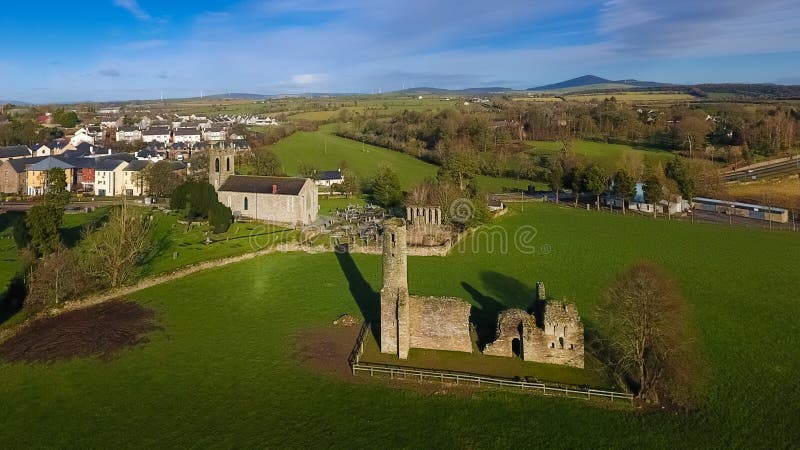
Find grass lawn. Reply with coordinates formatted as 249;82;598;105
1;203;798;446
529;139;678;171
142;210;298;276
0;212;24;294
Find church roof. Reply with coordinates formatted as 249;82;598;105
219;175;308;195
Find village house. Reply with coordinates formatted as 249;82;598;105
122;160;150;196
314;169;345;187
142;127;171;144
0;156;43;194
93;158;127;196
0;145;31;162
31;144;52;157
25;157;76;196
115;126;142;142
202;127;226;142
70;128;96;147
173;127;201;144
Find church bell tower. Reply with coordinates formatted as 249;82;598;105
209;148;235;190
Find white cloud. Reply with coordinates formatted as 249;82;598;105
113;0;150;21
289;73;328;86
598;0;800;57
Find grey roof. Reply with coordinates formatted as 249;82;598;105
205;127;224;133
118;126;139;132
124;160;150;172
26;156;76;171
142;128;170;136
219;175;308;195
318;170;343;181
6;156;47;172
95;158;127;171
0;145;31;159
174;128;200;136
100;153;136;163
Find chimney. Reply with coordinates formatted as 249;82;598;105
272;184;277;194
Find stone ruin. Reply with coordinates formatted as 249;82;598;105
406;206;442;226
483;294;585;368
379;219;584;368
404;205;452;247
380;218;473;359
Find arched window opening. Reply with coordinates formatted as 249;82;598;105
244;197;249;210
214;158;220;173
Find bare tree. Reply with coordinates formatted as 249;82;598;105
79;206;152;289
596;261;706;407
26;246;90;311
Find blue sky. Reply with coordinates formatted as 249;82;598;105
1;0;799;103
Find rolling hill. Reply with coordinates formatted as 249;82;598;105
527;75;669;92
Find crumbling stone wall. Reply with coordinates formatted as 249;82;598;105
483;309;535;358
537;300;585;368
408;296;472;353
406;206;442;226
484;283;585;368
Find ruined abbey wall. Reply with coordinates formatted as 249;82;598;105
408;296;473;353
483;293;584;368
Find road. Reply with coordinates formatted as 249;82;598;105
724;157;800;182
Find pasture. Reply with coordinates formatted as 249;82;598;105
272;126;540;192
529;139;677;171
563;91;696;103
1;203;798;447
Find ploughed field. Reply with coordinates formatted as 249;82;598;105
1;203;798;447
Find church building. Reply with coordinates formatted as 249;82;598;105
209;148;319;226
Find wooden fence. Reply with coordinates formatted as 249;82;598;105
348;322;633;404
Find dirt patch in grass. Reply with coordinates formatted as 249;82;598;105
294;323;363;380
0;300;160;364
293;323;491;397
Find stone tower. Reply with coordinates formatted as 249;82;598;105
209;147;235;190
380;218;410;359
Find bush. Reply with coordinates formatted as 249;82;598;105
208;202;233;234
172;180;231;233
171;181;217;219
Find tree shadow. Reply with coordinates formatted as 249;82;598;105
334;245;379;338
0;211;24;234
461;282;505;350
60;209;110;248
0;273;27;325
480;271;536;307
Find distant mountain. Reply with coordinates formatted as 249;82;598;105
527;75;669;92
0;100;29;106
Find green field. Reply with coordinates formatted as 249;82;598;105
272;126;542;192
529;139;678;171
1;203;798;447
0;212;23;295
